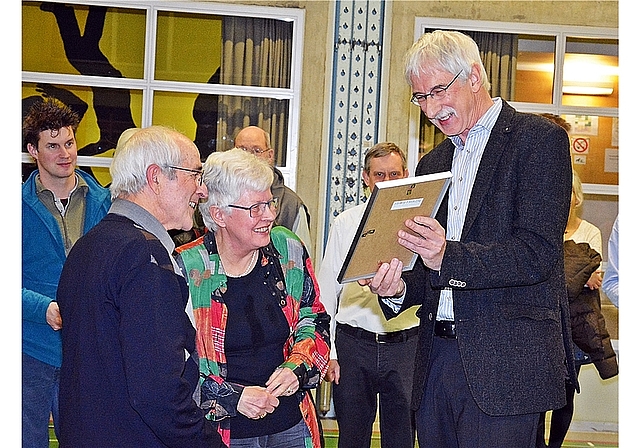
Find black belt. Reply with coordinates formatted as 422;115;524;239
434;320;457;339
337;323;419;343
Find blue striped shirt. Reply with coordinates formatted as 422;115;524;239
436;98;502;321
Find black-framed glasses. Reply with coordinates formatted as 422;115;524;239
227;197;279;218
168;165;204;186
410;70;463;106
238;146;271;155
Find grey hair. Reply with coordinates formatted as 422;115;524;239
109;126;193;200
199;148;274;232
403;30;490;91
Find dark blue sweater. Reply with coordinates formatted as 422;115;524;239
57;214;220;447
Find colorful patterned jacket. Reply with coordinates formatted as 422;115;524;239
176;226;330;447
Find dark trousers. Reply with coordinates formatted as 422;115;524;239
333;325;417;448
536;364;582;448
416;337;539;448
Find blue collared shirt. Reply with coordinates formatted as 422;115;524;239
436;98;503;321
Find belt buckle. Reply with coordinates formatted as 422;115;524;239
375;333;383;343
436;320;456;339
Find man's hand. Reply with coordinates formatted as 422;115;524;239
46;302;62;331
399;216;446;271
360;258;405;297
325;359;340;384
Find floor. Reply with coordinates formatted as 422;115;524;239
47;417;617;447
320;416;619;448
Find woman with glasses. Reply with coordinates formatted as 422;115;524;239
176;148;330;448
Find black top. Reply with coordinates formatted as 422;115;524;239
224;260;301;438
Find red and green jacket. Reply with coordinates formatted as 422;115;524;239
176;226;330;447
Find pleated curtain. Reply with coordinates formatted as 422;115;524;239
217;17;292;165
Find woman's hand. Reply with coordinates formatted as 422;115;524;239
265;366;300;397
586;271;602;290
237;386;279;419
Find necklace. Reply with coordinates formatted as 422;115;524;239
224;250;259;278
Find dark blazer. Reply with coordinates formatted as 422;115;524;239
383;100;576;416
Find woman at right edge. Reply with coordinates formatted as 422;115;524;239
537;169;618;447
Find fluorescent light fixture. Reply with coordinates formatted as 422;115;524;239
562;82;614;96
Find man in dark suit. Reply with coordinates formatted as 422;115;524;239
366;30;576;447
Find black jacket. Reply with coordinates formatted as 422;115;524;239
58;214;221;447
564;240;618;380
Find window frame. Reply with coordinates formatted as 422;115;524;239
21;0;305;189
408;17;618;195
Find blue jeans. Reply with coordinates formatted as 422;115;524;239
230;418;309;447
22;353;60;448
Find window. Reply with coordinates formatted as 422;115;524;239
22;1;304;187
409;18;618;195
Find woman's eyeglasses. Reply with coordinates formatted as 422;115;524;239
227;198;279;217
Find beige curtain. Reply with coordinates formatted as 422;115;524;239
467;31;518;100
217;17;292;165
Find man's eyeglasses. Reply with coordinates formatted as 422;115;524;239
410;70;463;106
168;165;204;186
238;146;271;155
227;198;279;218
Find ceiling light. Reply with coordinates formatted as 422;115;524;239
562;82;614;96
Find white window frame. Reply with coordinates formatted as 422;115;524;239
22;0;305;189
408;17;618;196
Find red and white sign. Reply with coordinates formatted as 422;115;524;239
571;137;589;154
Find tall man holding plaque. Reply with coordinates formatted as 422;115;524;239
317;143;418;448
366;30;575;447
